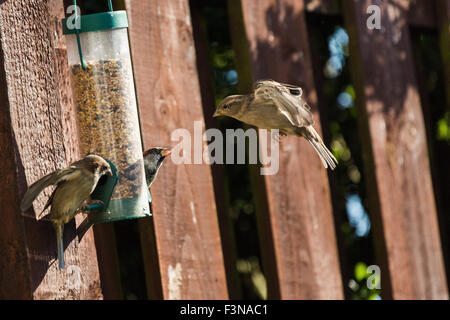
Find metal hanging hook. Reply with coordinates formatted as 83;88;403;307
71;0;114;70
107;0;113;11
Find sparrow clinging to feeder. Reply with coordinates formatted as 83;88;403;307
143;148;171;187
213;79;337;170
21;154;112;270
76;148;170;242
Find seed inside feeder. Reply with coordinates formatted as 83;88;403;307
71;58;146;201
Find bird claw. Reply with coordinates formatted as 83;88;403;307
89;199;104;206
81;199;104;212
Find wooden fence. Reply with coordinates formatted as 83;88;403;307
0;0;448;299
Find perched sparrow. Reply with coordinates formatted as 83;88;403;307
76;148;170;242
21;155;112;269
214;80;337;169
143;148;171;187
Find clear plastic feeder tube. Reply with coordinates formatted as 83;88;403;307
64;12;149;222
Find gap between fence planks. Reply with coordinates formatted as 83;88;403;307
125;0;228;299
438;0;450;109
343;0;448;299
0;0;102;299
228;0;344;299
305;0;438;29
436;0;450;291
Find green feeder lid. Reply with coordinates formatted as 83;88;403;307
62;10;128;35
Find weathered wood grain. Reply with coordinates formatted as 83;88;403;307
190;0;243;299
229;0;344;299
0;0;102;299
125;0;228;299
344;0;448;299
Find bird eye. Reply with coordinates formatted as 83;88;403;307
289;89;301;96
101;165;107;171
223;104;230;109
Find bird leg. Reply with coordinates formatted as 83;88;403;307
80;199;104;213
87;199;104;206
53;221;65;270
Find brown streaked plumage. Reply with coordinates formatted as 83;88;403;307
214;80;337;170
76;148;172;242
21;154;112;269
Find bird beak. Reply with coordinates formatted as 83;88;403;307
213;109;220;117
106;169;113;176
161;149;172;157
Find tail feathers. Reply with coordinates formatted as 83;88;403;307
54;222;65;270
301;126;338;170
308;138;337;170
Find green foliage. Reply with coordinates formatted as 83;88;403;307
349;262;381;300
236;257;268;300
437;112;450;142
354;262;367;281
307;14;377;299
202;3;265;300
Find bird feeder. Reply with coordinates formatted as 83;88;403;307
62;0;150;227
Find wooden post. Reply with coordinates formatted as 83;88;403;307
343;0;448;299
92;224;123;299
190;1;243;299
125;0;228;299
0;0;102;299
228;0;344;299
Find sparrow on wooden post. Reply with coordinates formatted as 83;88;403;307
213;80;337;170
21;155;112;270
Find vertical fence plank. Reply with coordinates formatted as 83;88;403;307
344;0;448;299
190;1;243;299
0;41;31;299
0;0;102;299
229;0;344;299
125;0;228;299
92;224;123;299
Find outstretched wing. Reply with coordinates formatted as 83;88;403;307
20;166;81;211
254;80;314;127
